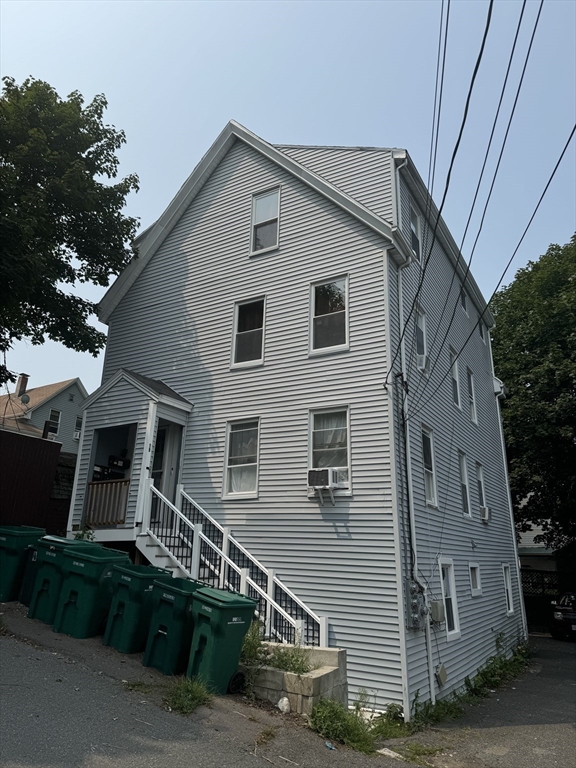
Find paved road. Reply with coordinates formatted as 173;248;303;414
1;599;575;768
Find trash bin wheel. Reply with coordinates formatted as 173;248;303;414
227;671;246;694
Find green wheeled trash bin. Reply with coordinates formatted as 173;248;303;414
186;588;257;694
18;544;41;606
103;564;173;654
0;526;46;601
143;577;204;675
28;536;101;625
52;547;131;638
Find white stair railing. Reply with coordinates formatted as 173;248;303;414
145;482;328;646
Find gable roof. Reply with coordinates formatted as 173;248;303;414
98;121;413;324
0;378;88;421
82;368;193;412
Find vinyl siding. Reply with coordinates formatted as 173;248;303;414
276;146;395;223
396;173;522;704
71;378;151;529
103;140;404;708
29;382;85;454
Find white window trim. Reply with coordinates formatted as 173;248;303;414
410;204;422;261
230;296;266;369
439;557;461;640
309;275;349;357
478;318;486;343
502;564;514;615
222;417;261;500
416;307;429;373
421;425;437;507
308;406;352;496
469;563;482;597
476;462;486;511
467;368;478;424
450;347;461;408
250;186;281;256
460;288;469;316
48;408;61;435
459;451;471;517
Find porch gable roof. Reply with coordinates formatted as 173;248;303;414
83;369;193;413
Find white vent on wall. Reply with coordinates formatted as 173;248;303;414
73;430;81;440
480;506;491;522
308;468;339;489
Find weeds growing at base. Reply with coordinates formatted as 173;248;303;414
310;638;531;754
163;677;212;714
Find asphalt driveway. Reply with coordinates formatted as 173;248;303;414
1;600;575;768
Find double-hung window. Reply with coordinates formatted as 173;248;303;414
48;408;61;435
225;419;260;497
233;299;265;365
421;426;436;505
450;348;460;407
416;308;428;370
476;463;486;511
459;451;471;516
467;368;477;423
503;564;514;614
440;558;460;639
251;188;280;253
469;563;482;597
460;288;468;314
311;277;347;352
410;206;421;260
311;409;349;488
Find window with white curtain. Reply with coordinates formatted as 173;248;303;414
225;420;260;496
311;409;349;487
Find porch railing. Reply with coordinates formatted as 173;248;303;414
146;483;328;647
85;479;130;527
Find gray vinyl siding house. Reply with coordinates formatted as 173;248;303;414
67;121;525;714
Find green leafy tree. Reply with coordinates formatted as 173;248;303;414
0;76;139;384
491;236;576;549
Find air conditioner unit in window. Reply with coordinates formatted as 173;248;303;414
417;354;429;372
73;430;81;440
308;468;339;489
480;506;491;522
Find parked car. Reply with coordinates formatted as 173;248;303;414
549;593;576;640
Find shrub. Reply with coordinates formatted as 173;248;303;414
163;677;212;714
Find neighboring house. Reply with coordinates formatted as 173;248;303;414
67;121;525;714
0;375;88;454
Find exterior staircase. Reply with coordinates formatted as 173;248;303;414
136;483;328;647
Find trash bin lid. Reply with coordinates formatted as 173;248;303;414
0;526;46;537
152;577;204;596
61;546;129;562
113;564;172;580
194;587;257;609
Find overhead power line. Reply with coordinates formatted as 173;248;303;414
405;121;576;423
384;0;495;387
409;0;543;413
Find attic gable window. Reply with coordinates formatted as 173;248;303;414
48;408;61;435
251;188;280;253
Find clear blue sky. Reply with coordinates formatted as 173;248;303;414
2;0;575;393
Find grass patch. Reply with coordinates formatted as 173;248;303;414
240;621;312;695
256;726;277;746
371;702;412;740
398;743;443;766
268;643;311;675
309;698;376;754
163;677;212;715
123;680;154;694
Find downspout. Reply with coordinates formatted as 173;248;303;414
394;154;436;706
397;266;436;707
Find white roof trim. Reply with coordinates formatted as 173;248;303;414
82;370;192;412
99;121;410;324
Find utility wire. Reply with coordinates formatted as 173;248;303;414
410;0;540;413
384;0;495;387
405;121;576;422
